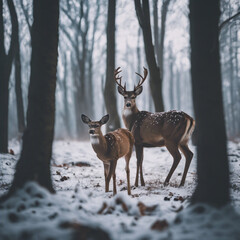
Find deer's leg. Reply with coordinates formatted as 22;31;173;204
164;143;182;186
139;152;145;186
103;163;110;192
135;144;144;187
112;161;118;195
105;160;117;194
125;152;132;195
179;144;193;187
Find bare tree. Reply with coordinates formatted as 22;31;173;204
87;1;100;118
189;0;230;206
104;0;121;132
0;0;17;153
153;0;171;80
60;0;95;138
5;0;59;196
14;1;25;135
134;0;164;112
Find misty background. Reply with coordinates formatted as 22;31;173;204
5;0;240;140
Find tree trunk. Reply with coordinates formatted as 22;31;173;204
153;0;160;65
0;0;17;153
104;0;121;132
159;0;171;80
62;53;71;137
137;28;141;74
87;1;100;119
226;24;235;137
176;69;181;110
134;0;164;112
7;0;59;194
14;11;25;135
190;0;230;207
169;47;174;109
0;0;8;153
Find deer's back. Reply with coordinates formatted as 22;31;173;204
132;110;194;146
105;129;134;159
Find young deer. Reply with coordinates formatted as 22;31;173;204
81;114;134;195
114;67;195;187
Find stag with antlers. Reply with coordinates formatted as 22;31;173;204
115;67;195;187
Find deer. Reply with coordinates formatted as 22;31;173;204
81;114;134;195
114;67;195;187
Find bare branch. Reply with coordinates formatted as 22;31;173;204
19;0;31;33
219;11;240;31
59;25;76;49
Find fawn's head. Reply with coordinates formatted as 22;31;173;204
115;67;148;109
81;114;109;135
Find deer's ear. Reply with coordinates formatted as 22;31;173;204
81;114;91;124
134;86;143;96
100;114;109;125
118;86;125;96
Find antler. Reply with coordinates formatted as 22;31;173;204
134;67;148;90
114;67;126;90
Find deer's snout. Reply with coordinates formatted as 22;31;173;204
126;102;131;107
89;129;95;134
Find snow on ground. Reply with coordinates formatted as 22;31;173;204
0;140;240;239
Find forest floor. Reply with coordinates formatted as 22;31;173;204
0;140;240;239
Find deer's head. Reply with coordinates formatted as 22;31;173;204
81;114;109;135
115;67;148;109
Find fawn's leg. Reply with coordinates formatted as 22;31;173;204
106;160;117;194
125;151;132;195
112;160;118;195
103;163;110;192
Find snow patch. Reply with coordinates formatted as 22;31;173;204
1;140;240;239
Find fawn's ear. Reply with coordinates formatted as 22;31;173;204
81;114;91;124
118;86;125;96
100;114;109;125
134;86;143;96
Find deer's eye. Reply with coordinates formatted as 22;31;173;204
124;97;127;99
131;96;135;99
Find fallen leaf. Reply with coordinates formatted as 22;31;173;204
138;202;157;216
60;176;69;181
151;219;168;231
115;197;128;212
98;202;108;214
164;197;171;201
9;149;14;155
